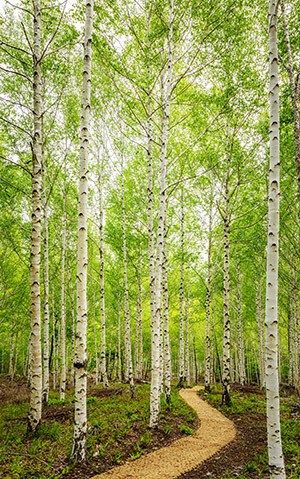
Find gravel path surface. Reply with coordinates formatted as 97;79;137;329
91;386;236;479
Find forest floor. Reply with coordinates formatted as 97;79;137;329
91;386;236;479
1;377;300;478
0;375;198;479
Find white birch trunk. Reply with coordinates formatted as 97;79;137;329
118;297;122;381
237;267;246;385
149;0;174;427
27;0;43;433
185;268;190;387
71;0;93;462
265;2;286;476
121;157;134;398
60;178;67;400
178;195;185;387
163;218;171;402
98;169;108;387
222;175;231;405
42;148;49;404
93;291;99;385
69;270;75;387
52;286;57;391
9;316;15;378
256;274;265;389
205;204;212;391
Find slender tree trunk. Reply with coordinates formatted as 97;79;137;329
178;194;185;387
60;177;67;400
118;297;122;381
149;0;174;427
52;286;57;391
265;2;286;476
92;291;99;385
185;268;190;387
71;0;93;462
9;316;15;378
222;175;231;405
256;273;265;389
205;202;212;392
98;169;108;387
193;337;198;384
42;140;50;403
138;261;143;379
237;267;246;385
27;0;43;433
121;157;134;398
163;218;171;402
13;328;20;378
69;270;75;387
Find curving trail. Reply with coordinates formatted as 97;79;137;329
91;386;236;479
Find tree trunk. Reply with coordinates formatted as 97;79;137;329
163;218;171;402
42;139;50;404
98;169;108;388
118;297;122;381
265;2;286;476
185;268;190;387
222;176;231;405
60;177;67;400
9;316;15;378
27;0;43;434
149;0;173;427
71;0;94;462
237;266;246;385
93;291;99;385
178;194;185;388
256;273;265;389
205;201;212;392
69;270;75;387
121;157;134;398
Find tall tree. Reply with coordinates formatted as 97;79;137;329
71;0;94;462
265;0;286;476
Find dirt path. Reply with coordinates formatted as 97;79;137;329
91;386;236;479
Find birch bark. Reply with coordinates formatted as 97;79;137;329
27;0;43;433
118;297;122;381
185;268;190;387
237;267;246;385
205;203;212;392
121;156;134;398
265;2;286;476
98;169;108;387
93;291;99;385
71;0;93;462
178;195;185;387
149;0;174;428
52;286;57;391
60;177;67;400
42;143;49;404
162;218;171;402
222;173;231;405
256;273;265;389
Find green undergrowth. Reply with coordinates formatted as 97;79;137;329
0;380;197;479
202;385;300;478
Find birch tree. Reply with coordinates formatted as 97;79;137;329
27;0;43;434
71;0;94;462
265;1;286;476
